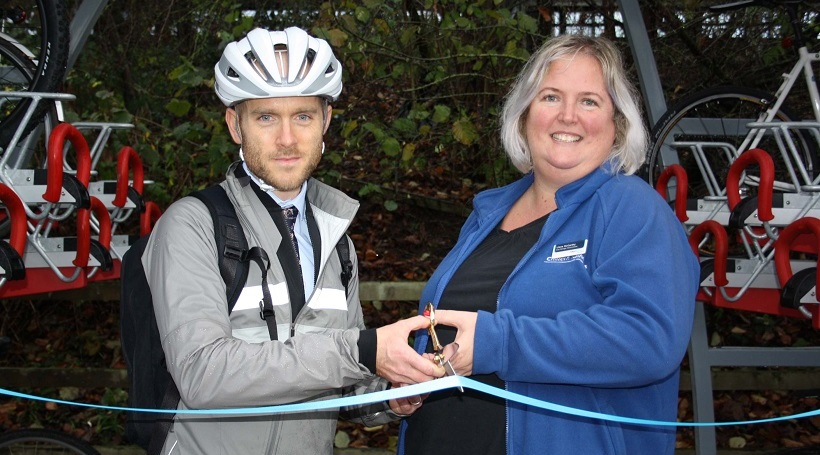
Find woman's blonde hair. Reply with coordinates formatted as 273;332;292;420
499;34;647;175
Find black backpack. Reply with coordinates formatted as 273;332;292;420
119;185;353;454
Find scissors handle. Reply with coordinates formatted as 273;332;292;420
424;303;464;392
424;303;443;351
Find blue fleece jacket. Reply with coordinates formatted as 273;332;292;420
399;167;699;455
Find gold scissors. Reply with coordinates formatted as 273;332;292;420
424;302;463;392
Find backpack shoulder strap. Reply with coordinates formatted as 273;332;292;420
191;185;275;339
190;186;248;313
335;234;353;298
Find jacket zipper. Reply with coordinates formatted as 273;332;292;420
496;212;551;455
497;290;510;455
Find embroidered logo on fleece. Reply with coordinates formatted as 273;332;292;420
545;239;587;267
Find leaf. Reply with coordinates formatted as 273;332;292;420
408;108;429;121
334;430;350;448
382;138;401;157
402;143;416;162
400;27;417;47
354;6;371;23
94;89;113;100
516;12;538;33
341;119;359;139
166;99;191;117
363;122;385;141
452;118;479;145
455;17;471;28
0;402;17;414
809;415;820;429
325;151;343;165
358;183;383;197
58;387;80;401
384;199;398;211
325;28;349;48
374;18;390;34
432;105;451;124
111;108;134;124
392;118;417;137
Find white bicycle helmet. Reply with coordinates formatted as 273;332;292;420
214;27;343;106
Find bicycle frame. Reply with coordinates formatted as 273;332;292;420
664;44;820;198
743;45;820;153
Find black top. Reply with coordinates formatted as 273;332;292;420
404;214;548;455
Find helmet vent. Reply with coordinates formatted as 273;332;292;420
292;48;314;82
245;51;271;82
273;44;288;80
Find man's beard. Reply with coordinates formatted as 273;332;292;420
244;143;321;192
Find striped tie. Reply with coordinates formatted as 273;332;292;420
283;206;300;263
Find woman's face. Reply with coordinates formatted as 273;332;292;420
524;53;616;189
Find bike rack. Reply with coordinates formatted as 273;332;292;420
0;91;73;168
72;122;135;169
0;183;27;287
0;103;154;296
657;141;820;454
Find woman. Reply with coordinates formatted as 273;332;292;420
398;34;699;455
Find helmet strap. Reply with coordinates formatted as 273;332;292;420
241;156;278;193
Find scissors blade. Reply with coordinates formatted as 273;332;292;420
439;356;464;393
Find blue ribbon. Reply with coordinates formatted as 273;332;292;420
2;375;818;427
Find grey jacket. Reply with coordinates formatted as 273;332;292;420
143;162;391;454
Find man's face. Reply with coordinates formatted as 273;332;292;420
227;96;331;200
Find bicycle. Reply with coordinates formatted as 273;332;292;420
0;0;69;151
644;0;820;200
0;428;102;455
0;338;102;455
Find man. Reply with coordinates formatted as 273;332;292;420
143;27;443;454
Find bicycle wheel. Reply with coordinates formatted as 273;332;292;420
0;0;69;149
0;36;60;161
0;428;101;455
645;86;819;199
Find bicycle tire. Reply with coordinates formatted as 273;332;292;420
0;0;69;149
645;86;819;199
0;36;60;150
0;428;101;455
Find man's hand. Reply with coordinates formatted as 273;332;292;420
426;310;476;376
376;315;445;384
388;384;428;416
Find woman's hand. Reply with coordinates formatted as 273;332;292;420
431;310;477;376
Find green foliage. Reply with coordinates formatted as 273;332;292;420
65;1;814;208
312;0;546;192
63;0;541;209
